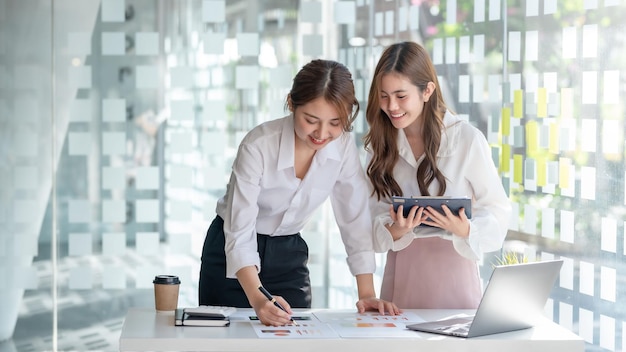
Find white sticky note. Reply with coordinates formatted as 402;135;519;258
71;99;92;122
203;32;225;54
508;31;521;61
541;207;555;239
13;266;37;290
445;37;456;64
102;167;125;190
170;99;193;121
398;5;408;31
334;1;356;24
581;119;596;152
102;132;126;156
584;0;598;9
601;217;617;253
562;27;577;59
488;74;500;102
603;70;619;104
578;310;593;343
560;257;574;290
102;32;125;55
582;24;598;58
10;204;32;226
237;33;259;56
169;132;193;153
300;1;322;23
136;65;159;89
68;200;91;223
559;210;574;243
135;32;159;55
68;32;91;55
602;120;620;155
458;75;470;103
202;132;225;155
168;165;193;188
136;199;159;223
69;233;92;256
581;71;597;104
600;315;615;350
69;66;92;88
579;261;595;296
69;267;93;290
170;67;193;88
102;199;125;223
203;99;226;122
136;166;159;190
580;166;596;200
169;200;192;221
488;0;501;21
302;34;323;57
409;5;420;30
14;232;38;257
523;204;537;235
559;302;573;330
101;0;124;22
374;12;384;37
474;0;485;22
525;31;538;61
204;165;227;191
526;0;539;16
102;98;125;122
137;232;160;255
67;132;91;156
446;0;457;24
432;38;443;65
103;266;127;289
202;0;225;23
235;65;259;89
269;65;292;89
168;233;191;254
459;36;470;63
14;166;37;190
102;232;126;255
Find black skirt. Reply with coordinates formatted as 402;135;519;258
198;215;312;308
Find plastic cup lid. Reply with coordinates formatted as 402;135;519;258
153;275;181;285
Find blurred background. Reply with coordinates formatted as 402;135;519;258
0;0;625;351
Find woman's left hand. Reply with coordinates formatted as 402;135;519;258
356;297;402;315
422;205;470;237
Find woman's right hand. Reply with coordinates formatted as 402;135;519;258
252;295;294;327
387;204;425;240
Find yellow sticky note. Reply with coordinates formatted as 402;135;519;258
501;144;511;173
502;107;511;136
537;87;547;118
537;157;547;186
514;154;523;184
526;120;538;155
549;122;559;154
559;157;570;189
513;90;523;118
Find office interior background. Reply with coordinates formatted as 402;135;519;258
0;0;624;351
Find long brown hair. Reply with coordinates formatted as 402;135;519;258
286;59;359;132
363;41;448;200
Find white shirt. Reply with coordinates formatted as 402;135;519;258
217;115;376;278
368;111;511;260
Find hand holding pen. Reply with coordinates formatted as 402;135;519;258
258;285;299;326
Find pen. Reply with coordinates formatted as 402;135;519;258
258;285;299;326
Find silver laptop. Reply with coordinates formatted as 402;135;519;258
407;259;563;338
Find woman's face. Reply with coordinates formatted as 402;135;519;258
378;73;430;130
292;96;344;151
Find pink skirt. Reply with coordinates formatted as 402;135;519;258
380;236;482;309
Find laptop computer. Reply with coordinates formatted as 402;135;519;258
406;259;563;338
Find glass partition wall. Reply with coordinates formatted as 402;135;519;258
0;1;624;351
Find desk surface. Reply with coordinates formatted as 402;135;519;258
119;308;584;352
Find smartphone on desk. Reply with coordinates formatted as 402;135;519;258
392;196;472;223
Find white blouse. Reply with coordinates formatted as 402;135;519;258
217;115;376;278
368;111;511;260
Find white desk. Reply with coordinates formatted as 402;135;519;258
119;308;584;352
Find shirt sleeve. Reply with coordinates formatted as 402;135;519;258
454;129;511;260
329;134;376;276
222;142;264;278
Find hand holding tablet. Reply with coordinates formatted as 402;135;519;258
392;196;472;222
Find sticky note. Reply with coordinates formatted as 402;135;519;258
136;32;159;55
558;158;570;189
102;199;126;223
513;90;523;118
501;107;511;136
513;154;523;183
501;144;511;173
525;120;538;154
537;157;547;186
69;267;93;289
537;87;547;118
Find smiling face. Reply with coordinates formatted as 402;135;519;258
378;72;433;130
291;96;344;151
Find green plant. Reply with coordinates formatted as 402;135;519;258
492;251;528;267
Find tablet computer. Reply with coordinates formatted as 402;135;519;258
392;196;472;220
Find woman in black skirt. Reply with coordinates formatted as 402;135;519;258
199;59;399;326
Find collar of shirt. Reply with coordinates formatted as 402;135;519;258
276;114;343;171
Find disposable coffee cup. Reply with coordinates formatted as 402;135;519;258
153;275;181;313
